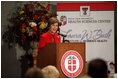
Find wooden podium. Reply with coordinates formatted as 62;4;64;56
37;43;85;78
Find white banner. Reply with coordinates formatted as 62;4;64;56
57;2;115;62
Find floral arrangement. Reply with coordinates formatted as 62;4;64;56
2;2;58;48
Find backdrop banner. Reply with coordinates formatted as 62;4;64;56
57;2;115;62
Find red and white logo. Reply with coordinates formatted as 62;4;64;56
61;50;83;77
80;6;90;16
60;16;67;26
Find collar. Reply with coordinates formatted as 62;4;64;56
47;31;56;36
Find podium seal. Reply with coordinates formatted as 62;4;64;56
61;50;83;77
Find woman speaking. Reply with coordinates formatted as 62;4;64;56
38;17;61;53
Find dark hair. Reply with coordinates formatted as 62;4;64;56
109;62;114;66
46;17;59;31
25;67;44;78
87;58;108;78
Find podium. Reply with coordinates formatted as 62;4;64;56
37;43;85;78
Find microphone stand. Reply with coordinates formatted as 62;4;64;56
57;33;67;42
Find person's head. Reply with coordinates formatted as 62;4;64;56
109;62;114;69
47;17;59;34
41;65;59;78
87;58;108;78
25;67;44;78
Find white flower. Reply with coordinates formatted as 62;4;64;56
20;17;24;20
28;31;33;36
29;22;37;27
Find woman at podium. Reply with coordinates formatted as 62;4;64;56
38;17;61;53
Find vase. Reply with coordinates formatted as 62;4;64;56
30;41;39;67
30;41;39;55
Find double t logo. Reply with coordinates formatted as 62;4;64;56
80;6;90;16
82;8;88;15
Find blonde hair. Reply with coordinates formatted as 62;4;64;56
41;65;59;78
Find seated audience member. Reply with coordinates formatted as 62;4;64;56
108;62;115;73
87;58;108;78
25;67;44;78
81;75;92;78
41;65;59;78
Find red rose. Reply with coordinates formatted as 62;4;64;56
22;36;26;40
46;5;50;11
53;13;57;17
33;26;37;31
30;4;34;9
34;15;39;20
42;18;46;22
37;3;40;6
36;12;41;15
21;24;26;28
